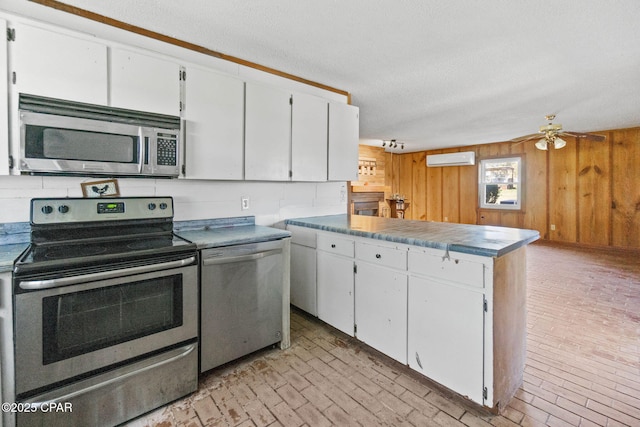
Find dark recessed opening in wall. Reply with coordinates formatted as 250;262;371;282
351;192;384;216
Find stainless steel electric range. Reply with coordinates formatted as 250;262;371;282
9;196;198;427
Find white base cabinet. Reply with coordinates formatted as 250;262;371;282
408;276;485;403
286;225;530;411
316;233;355;336
355;263;407;364
289;226;318;316
317;251;354;336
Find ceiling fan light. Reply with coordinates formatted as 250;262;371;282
535;138;548;150
554;137;567;149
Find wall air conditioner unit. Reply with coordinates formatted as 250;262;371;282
426;151;475;167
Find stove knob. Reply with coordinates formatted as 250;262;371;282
41;205;53;214
159;203;168;210
148;203;157;210
58;205;69;214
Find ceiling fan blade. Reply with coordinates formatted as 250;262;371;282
559;131;606;142
510;133;543;143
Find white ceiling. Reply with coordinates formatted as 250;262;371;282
32;1;640;152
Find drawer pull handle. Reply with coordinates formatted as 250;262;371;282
375;253;382;259
331;244;336;248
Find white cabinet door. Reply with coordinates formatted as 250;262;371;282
110;48;180;116
291;92;328;181
244;82;291;181
317;251;354;336
183;66;244;180
328;102;359;181
11;23;108;105
290;243;317;316
0;19;8;175
408;276;485;404
355;263;408;363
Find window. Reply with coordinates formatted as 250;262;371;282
479;156;522;210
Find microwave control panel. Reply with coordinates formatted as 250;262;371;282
156;133;178;166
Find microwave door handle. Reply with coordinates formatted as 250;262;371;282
138;127;146;174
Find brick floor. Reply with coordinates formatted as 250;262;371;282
127;241;640;426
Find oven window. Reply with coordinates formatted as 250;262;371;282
42;275;183;364
25;125;138;163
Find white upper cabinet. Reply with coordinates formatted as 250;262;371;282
182;66;244;180
11;23;108;105
110;48;180;116
328;102;359;181
291;92;328;181
1;19;9;176
244;82;292;181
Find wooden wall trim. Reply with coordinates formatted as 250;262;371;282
30;0;351;100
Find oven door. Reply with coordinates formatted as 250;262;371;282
13;260;197;397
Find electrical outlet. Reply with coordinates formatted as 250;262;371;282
241;196;250;210
550;224;556;231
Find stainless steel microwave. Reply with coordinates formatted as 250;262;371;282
18;94;181;177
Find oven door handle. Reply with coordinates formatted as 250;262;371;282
202;248;282;266
18;256;196;290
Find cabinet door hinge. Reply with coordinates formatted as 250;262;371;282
483;298;488;312
289;96;293;105
483;387;488;400
354;324;357;334
8;155;14;169
179;69;186;81
7;28;15;42
12;71;16;85
181;164;186;175
353;264;357;274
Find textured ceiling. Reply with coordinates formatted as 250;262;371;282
21;1;640;152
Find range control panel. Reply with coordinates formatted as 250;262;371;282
31;197;174;224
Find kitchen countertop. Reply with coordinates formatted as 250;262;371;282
285;214;539;258
0;217;291;273
174;216;290;249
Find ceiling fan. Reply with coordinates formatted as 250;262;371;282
511;115;606;150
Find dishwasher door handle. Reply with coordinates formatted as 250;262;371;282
202;248;282;266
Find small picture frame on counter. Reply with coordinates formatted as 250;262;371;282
81;179;120;198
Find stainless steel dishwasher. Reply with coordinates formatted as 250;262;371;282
200;239;285;373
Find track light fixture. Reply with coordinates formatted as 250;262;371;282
381;139;404;150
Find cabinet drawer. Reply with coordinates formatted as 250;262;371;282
408;250;484;288
287;225;317;248
317;233;354;257
356;242;407;270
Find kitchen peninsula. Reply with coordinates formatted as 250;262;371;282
285;214;539;413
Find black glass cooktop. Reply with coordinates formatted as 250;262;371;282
14;233;196;276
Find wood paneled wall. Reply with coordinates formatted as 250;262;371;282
353;145;389;188
388;127;640;250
